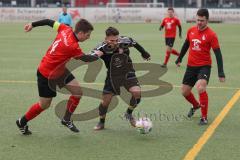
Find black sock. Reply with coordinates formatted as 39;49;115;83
63;110;72;121
100;118;105;124
20;116;28;126
127;108;134;115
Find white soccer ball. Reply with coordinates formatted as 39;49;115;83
135;117;153;134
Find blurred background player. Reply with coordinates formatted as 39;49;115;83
92;27;151;130
175;8;226;125
58;6;73;27
159;7;182;68
16;19;100;135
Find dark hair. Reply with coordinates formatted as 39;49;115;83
197;8;209;20
105;27;119;36
168;7;174;11
74;19;94;33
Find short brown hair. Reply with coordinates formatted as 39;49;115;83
74;19;94;33
105;27;119;36
168;7;174;12
197;8;209;20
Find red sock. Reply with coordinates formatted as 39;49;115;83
163;51;171;65
199;91;208;119
171;49;180;56
184;92;199;108
67;96;80;113
25;103;44;121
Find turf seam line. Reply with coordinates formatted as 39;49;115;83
0;80;239;90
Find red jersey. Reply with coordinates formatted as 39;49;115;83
161;17;181;38
186;26;220;66
38;24;84;79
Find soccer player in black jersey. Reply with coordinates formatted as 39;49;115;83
92;27;151;130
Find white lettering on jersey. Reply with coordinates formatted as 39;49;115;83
61;31;69;46
50;39;61;54
202;35;206;41
192;39;201;51
166;22;172;29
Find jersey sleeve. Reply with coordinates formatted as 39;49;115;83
96;43;105;51
211;33;220;50
119;36;135;46
186;28;191;41
129;37;137;45
92;43;105;53
160;19;165;27
176;18;181;26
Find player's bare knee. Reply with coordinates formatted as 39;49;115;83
196;85;206;94
129;86;141;97
101;100;110;107
131;90;141;99
39;98;52;109
196;81;206;93
167;46;172;52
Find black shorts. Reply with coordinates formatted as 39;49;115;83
165;38;175;47
182;65;211;87
37;70;75;98
103;72;140;95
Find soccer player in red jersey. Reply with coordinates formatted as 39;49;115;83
159;7;182;68
175;9;225;125
16;19;101;135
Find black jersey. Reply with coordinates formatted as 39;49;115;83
92;36;150;77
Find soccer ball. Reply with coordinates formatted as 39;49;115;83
135;117;153;134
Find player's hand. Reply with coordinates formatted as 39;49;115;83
24;23;33;32
176;62;181;67
219;77;225;82
175;58;181;65
142;52;151;61
93;50;104;57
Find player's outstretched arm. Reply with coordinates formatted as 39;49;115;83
133;42;151;61
159;25;164;31
213;48;225;82
175;39;189;65
77;50;103;62
178;25;182;38
24;19;56;32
